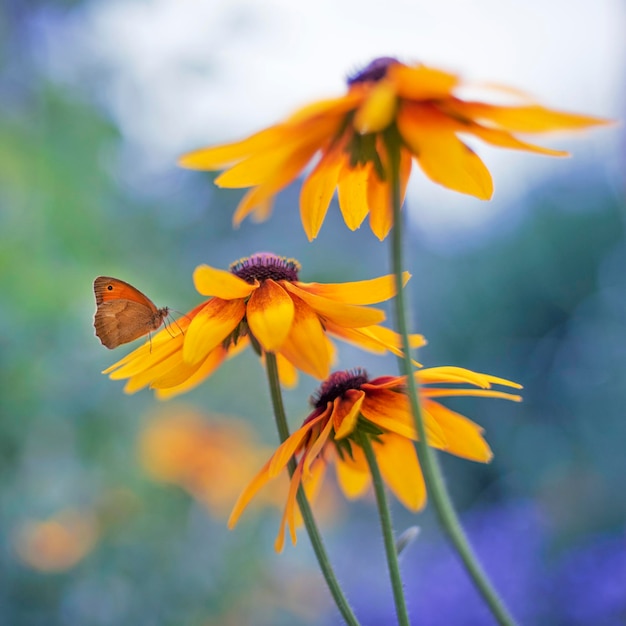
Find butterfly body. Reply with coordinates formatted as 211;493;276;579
94;276;169;349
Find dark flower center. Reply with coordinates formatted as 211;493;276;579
230;253;301;284
347;57;398;86
311;369;370;409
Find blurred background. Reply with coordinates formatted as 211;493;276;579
1;0;625;624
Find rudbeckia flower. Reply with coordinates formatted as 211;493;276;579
180;56;611;241
103;253;424;397
228;366;522;552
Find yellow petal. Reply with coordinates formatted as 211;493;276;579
373;434;427;511
451;101;613;133
367;146;412;241
302;414;335;475
333;390;365;440
183;298;246;365
418;366;522;390
335;447;370;500
275;457;305;552
193;264;257;299
278;294;333;379
286;92;363;125
468;124;569;156
337;163;371;231
423;388;522;402
268;415;324;478
179;125;286;170
297;272;410;305
299;146;344;241
390;64;459;100
398;103;493;200
227;458;273;529
423;399;493;462
246;280;295;352
353;79;397;134
274;352;299;388
282;282;385;328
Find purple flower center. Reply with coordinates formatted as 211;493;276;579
230;253;301;284
347;57;398;85
311;369;370;409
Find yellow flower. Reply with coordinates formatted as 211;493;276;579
104;253;425;397
228;366;522;552
180;56;611;241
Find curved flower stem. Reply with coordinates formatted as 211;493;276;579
264;353;361;626
359;434;411;626
384;133;517;626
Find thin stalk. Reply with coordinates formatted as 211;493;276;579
360;434;411;626
385;135;517;626
264;353;361;626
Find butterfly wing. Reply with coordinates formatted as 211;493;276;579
94;300;167;349
94;276;158;311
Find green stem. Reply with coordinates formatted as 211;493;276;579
264;353;361;626
385;135;517;626
360;434;411;626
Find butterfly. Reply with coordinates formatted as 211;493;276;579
93;276;169;349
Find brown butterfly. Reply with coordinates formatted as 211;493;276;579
93;276;169;349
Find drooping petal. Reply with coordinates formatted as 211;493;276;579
227;458;273;528
274;352;299;388
297;271;410;305
268;414;325;478
278;294;334;379
353;79;398;134
390;64;459;100
193;265;257;299
302;414;335;475
418;366;522;390
449;101;613;133
332;390;365;440
373;434;427;511
183;298;246;365
466;123;569;156
398;103;493;200
275;456;306;552
367;146;412;241
299;146;344;241
335;446;370;500
324;321;425;360
423;399;493;462
282;282;385;328
246;280;295;351
337;162;371;231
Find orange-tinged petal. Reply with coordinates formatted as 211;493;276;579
337;163;371;231
325;321;425;361
361;388;447;448
275;456;305;552
299;147;343;241
423;399;493;462
333;390;365;440
179;125;286;170
246;280;295;351
278;294;333;379
353;79;397;134
268;415;325;478
423;389;522;402
335;448;370;500
450;101;613;133
297;272;410;305
303;414;335;475
227;458;273;529
367;146;412;241
398;103;493;200
390;64;459;100
285;92;363;125
275;352;299;388
193;265;257;299
282;282;385;328
183;298;246;365
373;434;427;511
467;124;569;156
